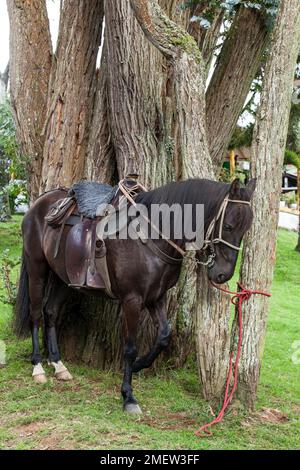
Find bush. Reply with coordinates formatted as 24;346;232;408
0;191;11;222
4;180;28;214
0;101;29;213
0;249;20;305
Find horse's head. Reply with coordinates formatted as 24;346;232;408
201;178;256;284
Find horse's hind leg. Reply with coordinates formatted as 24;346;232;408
27;256;49;383
43;274;72;381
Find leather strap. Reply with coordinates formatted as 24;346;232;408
96;255;116;299
65;214;81;226
118;180;186;258
54;203;76;258
142;238;183;265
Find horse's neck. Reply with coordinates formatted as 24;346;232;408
145;180;228;249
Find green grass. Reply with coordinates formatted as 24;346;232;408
0;216;299;449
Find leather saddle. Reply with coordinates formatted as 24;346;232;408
45;175;144;298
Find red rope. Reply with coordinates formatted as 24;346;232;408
195;281;271;438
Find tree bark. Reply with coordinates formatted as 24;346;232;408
105;0;172;185
188;5;224;73
206;6;269;169
40;0;104;192
85;55;116;183
7;0;52;201
232;0;300;410
57;0;197;370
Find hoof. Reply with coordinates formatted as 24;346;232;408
33;373;47;384
50;361;73;381
124;403;142;415
55;370;73;381
32;363;47;384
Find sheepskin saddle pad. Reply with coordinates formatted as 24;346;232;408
68;181;117;219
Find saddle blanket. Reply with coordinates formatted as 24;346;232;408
69;181;117;218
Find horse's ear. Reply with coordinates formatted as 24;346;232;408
229;178;241;197
246;178;256;198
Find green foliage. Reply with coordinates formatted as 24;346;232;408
0;101;28;182
0;248;20;305
182;0;279;30
284;149;300;169
229;124;254;149
219;167;246;183
0;150;9;188
4;180;29;214
0;190;11;222
281;191;296;207
0;102;28;213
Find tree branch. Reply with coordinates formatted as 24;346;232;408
206;6;269;169
130;0;201;63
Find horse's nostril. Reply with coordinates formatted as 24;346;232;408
217;273;226;284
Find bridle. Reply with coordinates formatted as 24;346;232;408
118;180;251;268
196;195;251;268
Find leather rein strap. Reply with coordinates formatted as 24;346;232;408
118;181;251;265
118;180;186;258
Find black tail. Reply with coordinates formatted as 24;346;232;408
13;251;31;338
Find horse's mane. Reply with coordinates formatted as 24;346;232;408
136;179;229;219
135;178;252;232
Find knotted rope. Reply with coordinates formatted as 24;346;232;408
195;281;271;437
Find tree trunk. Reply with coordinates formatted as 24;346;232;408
206;6;269;168
7;0;52;201
40;0;104;192
85;55;116;183
59;0;222;371
231;0;300;410
105;0;172;185
58;0;197;369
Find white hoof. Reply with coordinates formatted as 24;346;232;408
55;370;73;381
51;361;73;381
32;363;47;384
33;373;48;384
124;403;142;415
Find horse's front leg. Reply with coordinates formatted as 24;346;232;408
121;294;142;414
132;297;171;373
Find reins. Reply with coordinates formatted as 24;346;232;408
194;281;271;438
118;180;186;258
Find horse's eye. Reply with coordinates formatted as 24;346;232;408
224;224;233;232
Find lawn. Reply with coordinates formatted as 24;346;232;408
0;216;299;450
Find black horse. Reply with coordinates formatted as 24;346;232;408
14;177;255;414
